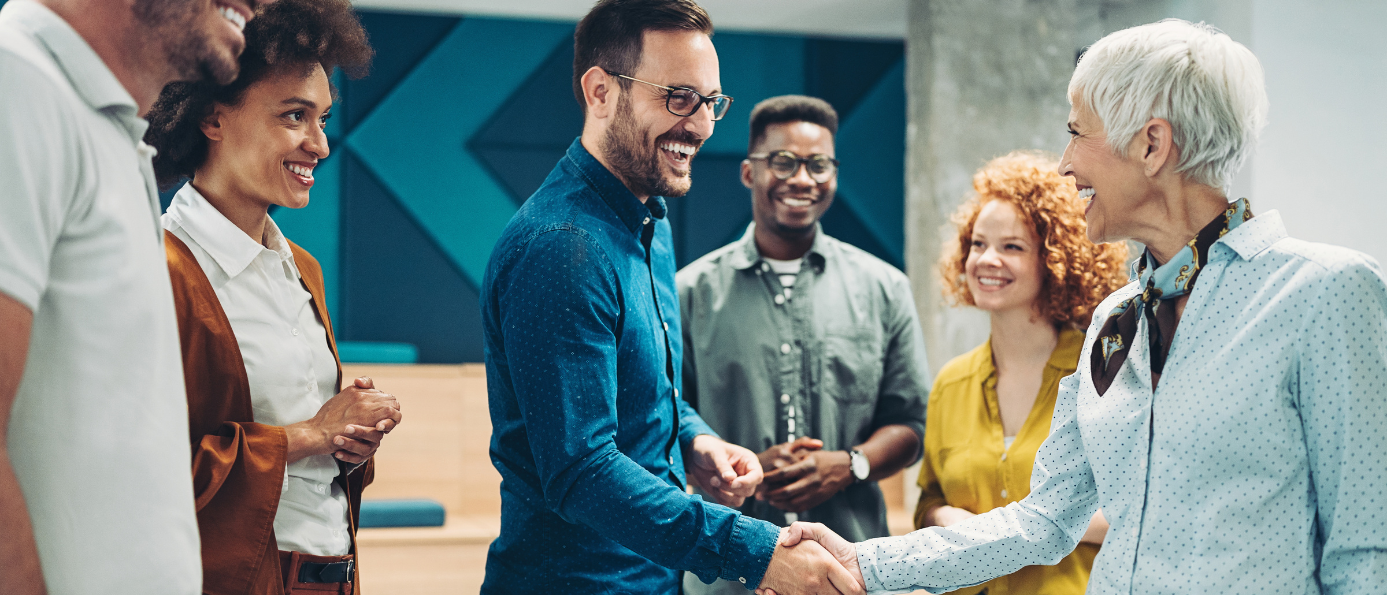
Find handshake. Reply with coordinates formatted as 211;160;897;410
684;435;865;595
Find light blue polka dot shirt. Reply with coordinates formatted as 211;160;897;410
855;211;1387;594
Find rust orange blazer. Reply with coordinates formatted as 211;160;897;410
165;231;372;595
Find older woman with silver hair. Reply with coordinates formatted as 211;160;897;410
764;18;1387;595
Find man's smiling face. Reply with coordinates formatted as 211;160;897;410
744;121;836;238
600;29;720;199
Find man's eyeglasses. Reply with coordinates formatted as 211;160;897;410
748;151;839;183
604;70;734;121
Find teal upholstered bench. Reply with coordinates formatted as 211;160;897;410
336;341;419;364
358;499;447;528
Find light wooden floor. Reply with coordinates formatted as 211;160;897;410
348;364;924;594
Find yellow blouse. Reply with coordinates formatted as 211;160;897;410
914;327;1098;595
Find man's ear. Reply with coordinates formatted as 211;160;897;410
581;66;617;120
200;107;225;142
740;159;754;190
1136;117;1175;178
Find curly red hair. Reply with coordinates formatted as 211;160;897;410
939;151;1130;328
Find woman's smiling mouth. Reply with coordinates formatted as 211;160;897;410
285;162;315;186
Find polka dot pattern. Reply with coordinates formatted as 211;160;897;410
480;140;779;593
855;212;1387;594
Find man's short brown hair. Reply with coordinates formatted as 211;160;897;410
572;0;713;112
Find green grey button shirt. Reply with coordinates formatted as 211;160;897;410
676;224;930;542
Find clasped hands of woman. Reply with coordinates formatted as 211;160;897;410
284;376;402;465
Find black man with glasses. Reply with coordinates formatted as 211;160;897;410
676;95;931;595
480;1;867;593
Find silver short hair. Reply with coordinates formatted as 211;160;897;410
1069;19;1269;191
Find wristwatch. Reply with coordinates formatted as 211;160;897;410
847;448;870;483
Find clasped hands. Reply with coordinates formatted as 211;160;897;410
757;437;853;513
285;376;402;465
684;435;864;595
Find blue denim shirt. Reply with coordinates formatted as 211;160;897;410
481;139;781;593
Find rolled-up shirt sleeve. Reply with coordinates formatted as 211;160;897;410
1297;256;1387;594
869;272;931;445
856;371;1098;593
497;228;778;587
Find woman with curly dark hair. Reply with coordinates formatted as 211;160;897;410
143;1;395;593
912;150;1128;595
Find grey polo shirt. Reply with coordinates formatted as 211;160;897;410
0;1;201;593
677;224;930;542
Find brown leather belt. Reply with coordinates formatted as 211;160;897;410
279;550;354;594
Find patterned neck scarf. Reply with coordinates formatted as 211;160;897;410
1091;198;1253;395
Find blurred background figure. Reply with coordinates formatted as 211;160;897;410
916;150;1126;595
679;95;930;595
143;1;397;593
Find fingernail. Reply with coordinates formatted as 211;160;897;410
345;426;355;434
334;437;345;446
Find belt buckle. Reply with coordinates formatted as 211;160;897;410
344;559;355;583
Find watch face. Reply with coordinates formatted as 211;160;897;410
851;451;869;480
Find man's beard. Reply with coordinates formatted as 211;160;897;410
134;0;241;85
601;93;695;199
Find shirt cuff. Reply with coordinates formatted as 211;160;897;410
718;515;780;589
856;540;936;595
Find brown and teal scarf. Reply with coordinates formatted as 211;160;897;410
1091;198;1253;395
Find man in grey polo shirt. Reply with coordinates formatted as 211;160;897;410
0;0;259;592
677;95;930;595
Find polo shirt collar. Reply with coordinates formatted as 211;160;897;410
166;183;298;279
729;222;828;271
8;0;143;141
562;138;667;234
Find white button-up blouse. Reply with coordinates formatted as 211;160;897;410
854;211;1387;594
163;184;351;556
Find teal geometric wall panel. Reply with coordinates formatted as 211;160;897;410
697;33;806;156
834;58;907;262
346;18;574;290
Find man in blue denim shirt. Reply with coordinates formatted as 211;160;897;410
479;1;864;594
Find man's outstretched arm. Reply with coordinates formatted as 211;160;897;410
0;293;44;595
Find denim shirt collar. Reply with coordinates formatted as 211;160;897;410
561;138;668;235
729;222;828;272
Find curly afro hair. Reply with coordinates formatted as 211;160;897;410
939;151;1130;328
144;0;372;190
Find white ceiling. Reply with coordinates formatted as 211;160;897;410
349;0;909;39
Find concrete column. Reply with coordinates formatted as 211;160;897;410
905;0;1089;379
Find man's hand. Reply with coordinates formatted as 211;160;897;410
758;436;823;474
757;526;864;595
686;434;762;507
286;376;402;464
758;448;853;513
759;523;864;595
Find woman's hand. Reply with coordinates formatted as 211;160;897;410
927;504;977;527
285;377;401;464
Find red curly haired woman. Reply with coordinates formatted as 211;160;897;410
913;151;1128;595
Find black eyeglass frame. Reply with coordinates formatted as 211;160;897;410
603;69;734;121
747;150;841;183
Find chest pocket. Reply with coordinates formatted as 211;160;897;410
823;324;884;403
